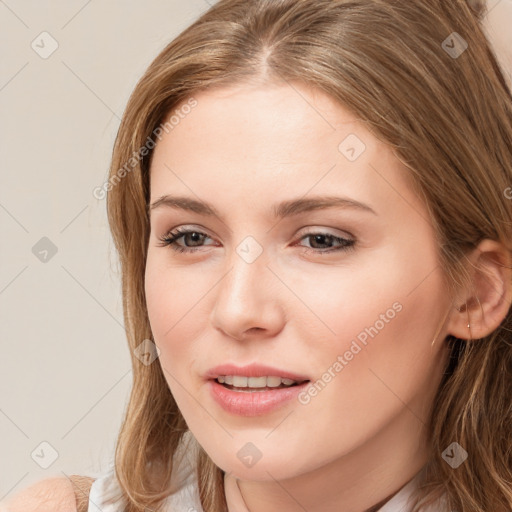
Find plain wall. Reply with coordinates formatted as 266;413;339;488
0;0;511;501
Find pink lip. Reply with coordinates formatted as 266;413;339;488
204;363;310;382
208;379;310;417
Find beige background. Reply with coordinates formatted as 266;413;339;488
0;0;511;501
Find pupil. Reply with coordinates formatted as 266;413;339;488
187;232;202;245
312;234;331;248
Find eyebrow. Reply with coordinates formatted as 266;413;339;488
149;194;377;218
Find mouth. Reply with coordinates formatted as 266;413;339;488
212;375;310;392
208;376;311;416
205;364;312;413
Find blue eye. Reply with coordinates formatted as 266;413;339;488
157;228;355;255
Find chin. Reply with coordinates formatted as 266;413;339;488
207;449;308;482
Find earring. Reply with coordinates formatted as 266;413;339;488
466;309;471;339
456;302;471;337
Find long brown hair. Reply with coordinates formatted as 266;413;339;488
104;0;512;510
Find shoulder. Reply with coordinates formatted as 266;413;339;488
0;476;79;512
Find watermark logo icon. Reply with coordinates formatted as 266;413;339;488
32;236;58;263
134;339;161;366
442;32;468;59
442;442;468;468
31;441;59;469
237;442;263;468
338;134;366;162
31;31;59;59
236;236;263;264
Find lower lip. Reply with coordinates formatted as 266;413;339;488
208;379;310;417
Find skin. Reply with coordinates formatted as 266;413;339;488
1;477;77;512
144;81;506;512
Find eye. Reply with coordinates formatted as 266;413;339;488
157;227;215;254
157;227;355;255
295;231;355;255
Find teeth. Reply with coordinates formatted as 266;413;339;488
267;376;283;387
216;375;300;388
233;376;248;387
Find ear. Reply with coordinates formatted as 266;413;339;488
446;239;512;340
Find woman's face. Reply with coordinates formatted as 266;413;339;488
145;82;452;482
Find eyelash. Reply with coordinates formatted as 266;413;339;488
157;227;356;255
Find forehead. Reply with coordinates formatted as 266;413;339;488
148;82;420;225
154;82;367;162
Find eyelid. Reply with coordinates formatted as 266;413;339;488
295;225;354;240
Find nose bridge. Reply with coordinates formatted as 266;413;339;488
219;237;270;309
211;235;283;338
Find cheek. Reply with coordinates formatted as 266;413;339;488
288;239;448;403
144;252;212;388
306;268;447;436
145;251;203;336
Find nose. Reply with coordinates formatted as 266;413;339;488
210;245;286;341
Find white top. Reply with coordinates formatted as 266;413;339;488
88;434;448;512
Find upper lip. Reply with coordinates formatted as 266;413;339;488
205;363;310;382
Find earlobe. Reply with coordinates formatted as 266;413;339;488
446;239;512;341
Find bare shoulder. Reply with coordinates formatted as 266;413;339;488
0;476;86;512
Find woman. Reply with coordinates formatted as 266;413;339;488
4;0;512;511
